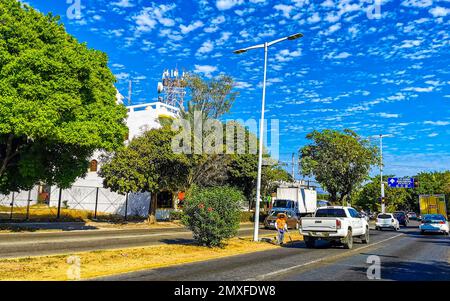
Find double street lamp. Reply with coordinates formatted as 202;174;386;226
234;33;304;242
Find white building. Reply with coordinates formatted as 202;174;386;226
44;100;181;219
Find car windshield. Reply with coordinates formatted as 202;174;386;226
270;211;287;217
394;212;405;216
423;215;445;222
315;208;347;217
393;213;405;218
378;214;392;219
272;199;292;208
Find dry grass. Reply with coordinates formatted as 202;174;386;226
0;233;303;281
0;204;127;222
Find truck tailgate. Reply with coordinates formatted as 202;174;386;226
301;217;338;232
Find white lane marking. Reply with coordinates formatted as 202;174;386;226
246;233;404;281
0;231;188;246
0;226;257;246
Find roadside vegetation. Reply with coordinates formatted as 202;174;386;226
0;0;128;195
0;233;303;280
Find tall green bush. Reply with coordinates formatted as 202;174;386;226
182;186;243;247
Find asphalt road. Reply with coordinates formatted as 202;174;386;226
98;221;450;281
0;225;274;258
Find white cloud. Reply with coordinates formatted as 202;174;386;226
216;0;244;10
115;72;130;80
429;6;450;17
275;49;302;62
194;65;217;77
134;4;176;33
216;32;232;45
377;113;401;118
211;15;226;25
197;40;214;55
325;23;341;35
324;52;351;59
112;0;134;8
428;132;438;137
403;86;434;92
307;12;321;23
274;4;295;18
398;39;423;48
424;121;450;126
235;81;252;89
180;20;204;34
401;0;433;8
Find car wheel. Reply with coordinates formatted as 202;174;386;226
304;236;315;248
343;230;353;249
420;230;425;235
361;228;369;244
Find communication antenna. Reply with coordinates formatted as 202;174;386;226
157;67;187;108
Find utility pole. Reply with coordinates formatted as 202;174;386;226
291;153;295;181
380;134;385;214
128;80;132;106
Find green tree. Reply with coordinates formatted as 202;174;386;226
410;171;450;213
99;126;190;223
226;122;291;209
355;176;412;212
299;129;378;204
181;73;238;120
0;0;127;193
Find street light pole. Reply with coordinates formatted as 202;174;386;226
234;33;303;242
253;42;268;242
380;134;385;214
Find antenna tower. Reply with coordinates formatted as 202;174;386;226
157;68;187;108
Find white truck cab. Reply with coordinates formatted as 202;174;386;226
299;206;370;249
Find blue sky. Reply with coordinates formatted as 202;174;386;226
23;0;449;178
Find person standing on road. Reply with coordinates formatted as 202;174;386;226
275;213;288;245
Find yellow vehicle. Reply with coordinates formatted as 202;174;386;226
419;195;447;217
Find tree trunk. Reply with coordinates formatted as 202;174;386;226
148;192;158;224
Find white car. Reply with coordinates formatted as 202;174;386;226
375;213;400;231
419;214;449;235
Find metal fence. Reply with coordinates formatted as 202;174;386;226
0;185;152;222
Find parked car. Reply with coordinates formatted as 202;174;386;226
419;214;449;235
375;213;400;231
407;212;418;220
393;211;409;226
299;206;370;249
264;209;299;230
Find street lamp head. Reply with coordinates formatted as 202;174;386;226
233;49;247;54
287;33;304;40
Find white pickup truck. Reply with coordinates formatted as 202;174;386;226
299;206;370;249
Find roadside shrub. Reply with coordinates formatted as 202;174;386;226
240;211;254;222
182;186;243;247
169;210;184;221
240;211;269;223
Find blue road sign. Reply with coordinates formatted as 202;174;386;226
388;177;414;188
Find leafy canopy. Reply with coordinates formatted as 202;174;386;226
299;129;378;204
182;186;243;247
0;0;127;192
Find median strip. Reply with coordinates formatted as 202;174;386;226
0;232;303;281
